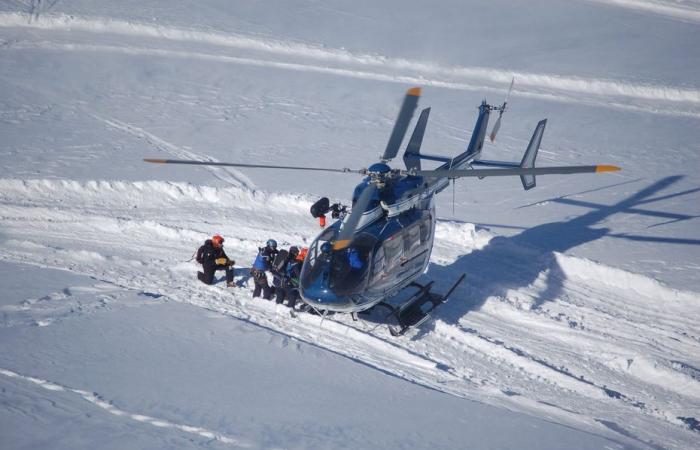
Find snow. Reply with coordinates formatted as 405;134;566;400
1;1;699;449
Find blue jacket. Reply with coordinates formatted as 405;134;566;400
284;260;302;287
348;248;363;269
252;246;277;271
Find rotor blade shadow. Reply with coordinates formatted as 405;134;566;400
417;175;696;330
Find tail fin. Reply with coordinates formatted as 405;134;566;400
403;107;431;171
465;101;491;159
519;119;546;190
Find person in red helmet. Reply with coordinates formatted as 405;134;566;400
196;234;235;287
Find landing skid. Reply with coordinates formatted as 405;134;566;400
380;273;466;337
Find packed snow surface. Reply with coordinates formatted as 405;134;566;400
1;1;699;449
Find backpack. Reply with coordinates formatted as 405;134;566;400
196;240;215;265
272;249;289;274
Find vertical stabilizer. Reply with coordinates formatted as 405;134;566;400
519;119;546;190
465;101;491;159
403;107;431;171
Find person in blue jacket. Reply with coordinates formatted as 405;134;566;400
251;239;278;299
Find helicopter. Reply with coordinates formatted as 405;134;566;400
145;84;620;336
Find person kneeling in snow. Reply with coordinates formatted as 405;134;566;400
197;234;235;287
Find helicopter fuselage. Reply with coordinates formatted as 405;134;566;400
297;101;496;313
299;182;437;313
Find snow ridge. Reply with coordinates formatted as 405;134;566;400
0;178;313;212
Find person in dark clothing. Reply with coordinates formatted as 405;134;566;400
196;234;235;286
251;239;278;299
274;246;299;305
277;247;307;310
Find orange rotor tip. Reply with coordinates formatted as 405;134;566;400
407;87;421;97
596;165;621;173
143;158;167;164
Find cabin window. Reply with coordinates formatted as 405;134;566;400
371;247;385;279
404;225;421;255
383;236;403;269
419;215;432;243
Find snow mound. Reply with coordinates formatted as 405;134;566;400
0;178;313;213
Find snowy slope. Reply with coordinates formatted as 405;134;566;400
1;1;699;449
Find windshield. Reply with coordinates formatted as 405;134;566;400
329;233;377;295
300;226;336;290
301;228;377;297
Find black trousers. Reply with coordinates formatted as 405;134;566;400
276;286;300;308
198;264;233;285
251;269;272;299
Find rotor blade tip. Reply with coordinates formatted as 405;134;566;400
144;158;167;164
596;165;621;173
407;87;421;97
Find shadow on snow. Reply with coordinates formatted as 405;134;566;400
418;175;700;335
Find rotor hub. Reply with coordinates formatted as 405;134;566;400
368;162;391;174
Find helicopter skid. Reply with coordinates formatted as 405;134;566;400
382;273;466;337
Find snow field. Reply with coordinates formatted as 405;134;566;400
1;177;698;449
1;1;699;448
1;12;700;118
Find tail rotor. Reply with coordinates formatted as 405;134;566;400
489;77;514;142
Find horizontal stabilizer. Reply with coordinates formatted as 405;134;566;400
414;165;620;179
417;154;452;163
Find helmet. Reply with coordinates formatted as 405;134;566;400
266;239;277;249
212;235;224;247
296;247;308;261
289;246;299;257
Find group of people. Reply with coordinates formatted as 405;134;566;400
195;235;308;309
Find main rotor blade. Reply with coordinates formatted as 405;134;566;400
414;165;620;178
144;158;364;174
333;183;378;250
381;87;421;162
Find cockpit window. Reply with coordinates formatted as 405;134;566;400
300;228;377;296
329;233;377;295
301;227;336;289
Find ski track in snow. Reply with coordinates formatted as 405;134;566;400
0;368;250;447
585;0;700;23
0;13;699;119
90;114;256;190
1;178;699;450
0;71;257;191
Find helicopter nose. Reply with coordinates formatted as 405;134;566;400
300;286;355;312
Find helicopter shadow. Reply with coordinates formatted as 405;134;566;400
415;175;700;338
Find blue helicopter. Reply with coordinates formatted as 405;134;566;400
145;84;619;335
